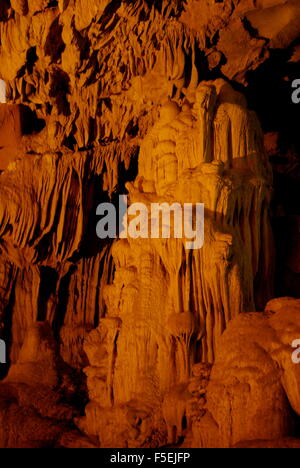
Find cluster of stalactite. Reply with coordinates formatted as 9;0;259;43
0;0;299;449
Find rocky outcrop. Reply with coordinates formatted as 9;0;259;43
0;322;94;448
193;298;300;448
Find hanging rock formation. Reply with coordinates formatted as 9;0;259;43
0;0;299;448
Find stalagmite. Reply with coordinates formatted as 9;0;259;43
80;80;274;446
0;0;298;449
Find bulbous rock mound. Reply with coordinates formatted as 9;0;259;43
0;0;299;449
194;298;300;448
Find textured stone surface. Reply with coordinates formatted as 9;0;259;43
0;0;299;448
193;299;300;448
79;79;274;447
0;322;89;448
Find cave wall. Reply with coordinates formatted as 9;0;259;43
0;0;299;448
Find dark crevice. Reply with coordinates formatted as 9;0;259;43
19;105;46;134
53;265;77;340
37;267;59;322
26;47;38;75
242;48;300;298
45;17;65;63
0;274;17;379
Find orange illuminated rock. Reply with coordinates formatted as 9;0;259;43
0;0;298;449
0;322;87;448
80;80;274;447
0;104;22;171
193;299;300;448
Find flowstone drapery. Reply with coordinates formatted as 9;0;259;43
0;0;299;449
80;80;274;447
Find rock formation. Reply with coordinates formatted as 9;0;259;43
0;0;299;448
193;298;300;448
78;80;274;447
